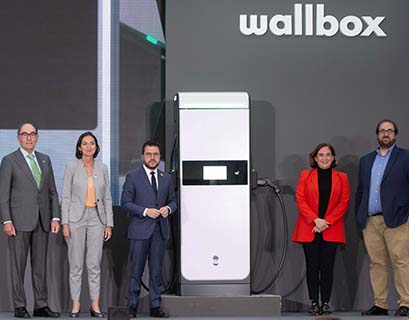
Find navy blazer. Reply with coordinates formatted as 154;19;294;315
356;145;409;229
121;166;177;240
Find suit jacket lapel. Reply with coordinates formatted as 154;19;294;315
36;152;48;190
157;170;165;200
327;169;338;211
139;167;156;199
366;151;377;188
382;146;399;183
93;161;102;199
309;169;319;206
75;159;87;204
14;150;38;188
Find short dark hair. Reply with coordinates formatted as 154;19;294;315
309;143;337;168
375;119;398;135
17;123;38;135
141;140;161;154
75;131;100;159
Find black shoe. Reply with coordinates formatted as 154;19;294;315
33;306;60;318
361;305;388;315
320;302;332;315
150;308;169;318
395;306;409;316
89;308;104;318
15;307;31;318
308;302;320;316
69;311;80;318
129;306;137;318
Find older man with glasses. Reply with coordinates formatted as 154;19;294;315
0;123;61;318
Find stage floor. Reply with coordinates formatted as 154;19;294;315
0;312;401;319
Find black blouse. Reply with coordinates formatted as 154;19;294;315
318;167;332;218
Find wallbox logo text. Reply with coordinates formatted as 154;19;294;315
239;4;386;37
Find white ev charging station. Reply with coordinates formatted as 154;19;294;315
175;92;250;295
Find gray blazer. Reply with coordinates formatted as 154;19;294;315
61;159;113;227
0;149;60;231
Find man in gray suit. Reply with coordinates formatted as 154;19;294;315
0;123;61;318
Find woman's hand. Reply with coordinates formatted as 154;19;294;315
62;224;71;239
104;226;112;241
314;218;330;232
312;226;321;233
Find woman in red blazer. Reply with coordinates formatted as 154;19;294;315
292;143;350;316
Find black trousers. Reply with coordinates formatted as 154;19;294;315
302;233;338;304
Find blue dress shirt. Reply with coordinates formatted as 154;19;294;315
368;144;395;215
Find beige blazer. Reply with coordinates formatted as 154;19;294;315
61;159;113;226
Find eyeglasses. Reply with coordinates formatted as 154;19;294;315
144;152;160;158
378;129;395;135
19;132;38;138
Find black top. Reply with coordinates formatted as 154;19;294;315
318;167;332;219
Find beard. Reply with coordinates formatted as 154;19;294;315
144;160;159;170
377;136;395;149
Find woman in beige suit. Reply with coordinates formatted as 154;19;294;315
61;132;113;318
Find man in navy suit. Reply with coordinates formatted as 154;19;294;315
121;140;177;318
356;119;409;317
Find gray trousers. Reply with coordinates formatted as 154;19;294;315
66;207;105;301
9;220;48;308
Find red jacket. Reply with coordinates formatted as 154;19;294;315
291;169;350;243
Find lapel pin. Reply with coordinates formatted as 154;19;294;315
160;173;164;177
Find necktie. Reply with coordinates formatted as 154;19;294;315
28;154;41;188
151;171;158;198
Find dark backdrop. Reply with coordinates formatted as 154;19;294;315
165;0;409;311
0;0;98;129
1;0;409;313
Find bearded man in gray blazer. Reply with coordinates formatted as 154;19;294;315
0;123;61;318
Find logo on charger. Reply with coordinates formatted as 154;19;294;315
212;255;219;266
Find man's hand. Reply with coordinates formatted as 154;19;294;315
146;208;161;219
51;220;60;234
3;222;16;237
159;207;169;218
62;224;70;239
